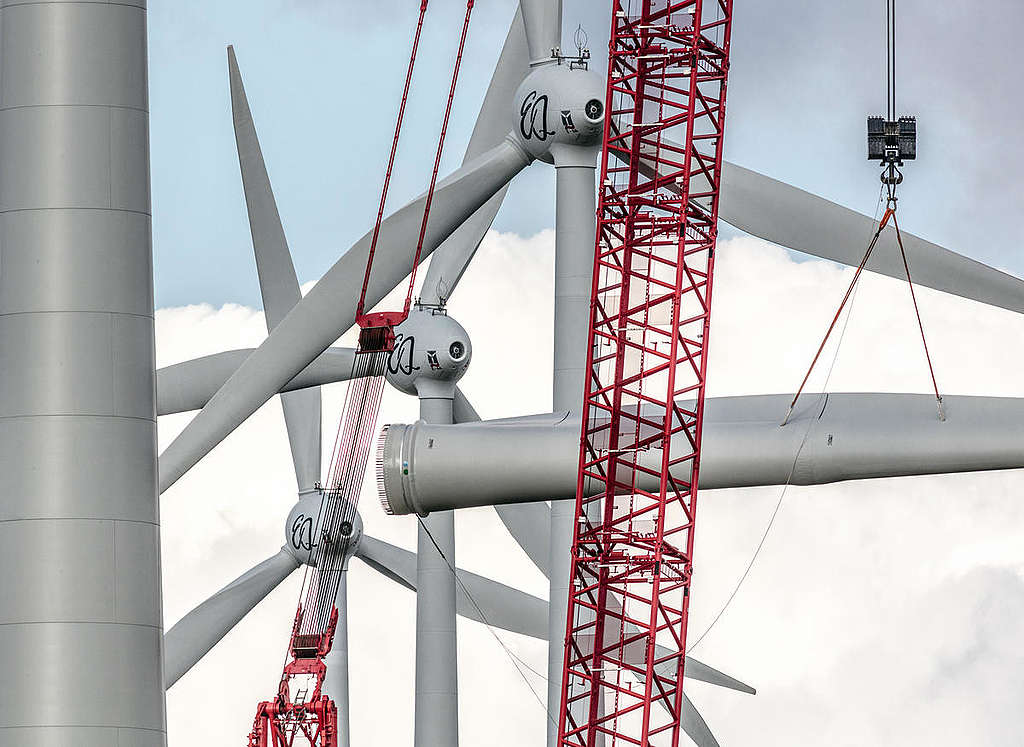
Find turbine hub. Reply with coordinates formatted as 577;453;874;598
284;493;363;568
513;64;605;164
385;305;472;398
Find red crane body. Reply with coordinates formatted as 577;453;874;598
248;608;340;747
558;2;733;745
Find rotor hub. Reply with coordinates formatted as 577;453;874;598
513;64;605;164
284;493;363;568
385;305;472;398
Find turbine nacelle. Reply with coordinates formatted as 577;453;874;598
385;305;472;399
513;64;605;165
284;493;363;568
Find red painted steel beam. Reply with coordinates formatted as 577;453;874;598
557;1;733;745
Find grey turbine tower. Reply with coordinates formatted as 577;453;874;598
0;1;166;745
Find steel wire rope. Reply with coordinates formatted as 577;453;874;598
685;184;887;654
356;1;430;318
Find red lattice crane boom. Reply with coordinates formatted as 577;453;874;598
558;2;733;745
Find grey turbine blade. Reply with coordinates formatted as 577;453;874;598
453;389;552;576
229;46;321;493
682;694;721;747
378;394;1024;513
158;134;533;494
356;535;547;639
420;6;530;305
164;547;299;688
157;347;356;416
615;143;1024;314
720;160;1024;314
520;0;562;64
682;656;756;695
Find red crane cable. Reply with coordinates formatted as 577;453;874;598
356;0;476;325
892;210;945;418
403;0;475;317
783;204;944;424
782;206;894;424
356;1;430;321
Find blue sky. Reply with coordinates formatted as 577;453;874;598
149;0;1024;308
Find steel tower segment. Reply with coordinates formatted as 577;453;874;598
0;1;167;744
559;2;733;745
415;397;459;747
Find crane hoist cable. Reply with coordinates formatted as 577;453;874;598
783;0;943;426
356;0;476;351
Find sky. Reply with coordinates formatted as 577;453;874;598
150;0;1024;309
149;2;1024;746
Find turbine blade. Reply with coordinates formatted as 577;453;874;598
420;6;529;305
683;656;756;695
520;0;562;65
452;386;480;424
494;502;552;578
157;347;357;416
356;535;547;639
158;136;532;494
164;547;299;688
612;139;1024;314
718;161;1024;314
378;394;1024;511
451;389;552;576
228;46;321;493
682;694;721;747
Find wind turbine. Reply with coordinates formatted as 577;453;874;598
157;29;755;747
150;3;1024;746
161;48;550;747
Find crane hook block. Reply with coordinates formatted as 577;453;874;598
868;115;916;164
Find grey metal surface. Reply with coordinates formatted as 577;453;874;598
355;535;548;640
548;159;599;744
229;45;322;493
158;136;533;493
156;346;356;416
379;393;1024;513
164;548;299;688
414;396;459;747
0;1;166;742
682;694;721;747
521;0;562;65
680;657;757;696
718;160;1024;314
420;6;528;306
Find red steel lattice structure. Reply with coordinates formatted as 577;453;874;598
558;1;733;745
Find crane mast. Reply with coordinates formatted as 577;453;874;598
558;2;733;745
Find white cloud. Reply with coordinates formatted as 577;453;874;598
159;229;1024;746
